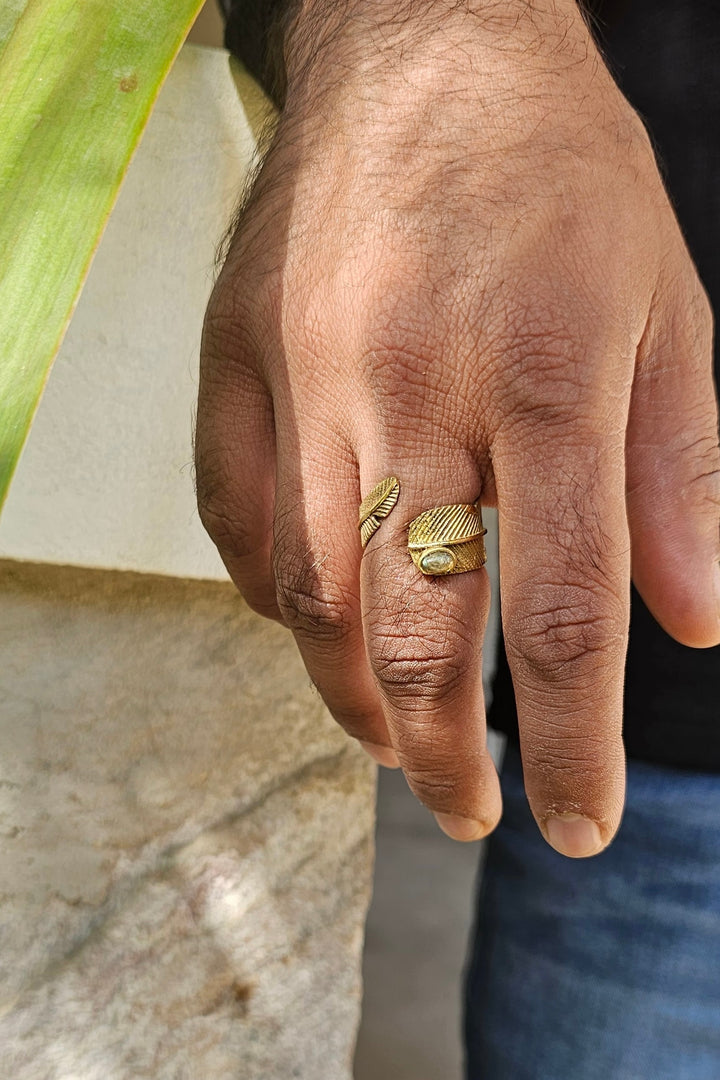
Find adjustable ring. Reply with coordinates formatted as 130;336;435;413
359;476;401;548
408;502;487;576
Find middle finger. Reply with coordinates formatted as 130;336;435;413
360;448;503;841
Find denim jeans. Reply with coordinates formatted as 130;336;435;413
464;741;720;1079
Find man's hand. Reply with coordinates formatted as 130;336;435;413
195;0;720;856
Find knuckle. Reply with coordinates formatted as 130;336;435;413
623;108;655;158
329;707;376;742
201;275;272;375
505;587;626;684
201;302;256;372
244;594;283;622
360;341;449;428
663;267;715;357
370;632;466;704
274;559;356;641
282;287;336;365
356;299;458;420
363;341;433;392
492;336;604;442
195;437;247;552
196;488;255;558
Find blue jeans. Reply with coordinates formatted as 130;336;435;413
464;741;720;1080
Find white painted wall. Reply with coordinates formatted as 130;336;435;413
0;45;258;580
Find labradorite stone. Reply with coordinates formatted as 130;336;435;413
419;548;455;574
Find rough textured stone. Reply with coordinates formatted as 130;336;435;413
418;548;455;575
0;561;376;1079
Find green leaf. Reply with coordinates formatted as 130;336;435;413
0;0;206;510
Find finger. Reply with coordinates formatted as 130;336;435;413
626;265;720;648
494;423;629;859
360;450;502;842
271;422;396;759
195;308;280;620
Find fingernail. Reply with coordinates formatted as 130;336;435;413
359;741;401;769
545;814;603;858
434;812;486;842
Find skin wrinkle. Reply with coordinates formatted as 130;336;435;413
371;652;468;699
371;598;477;652
273;565;358;638
367;598;486;697
201;306;272;384
507;619;627;683
196;0;720;851
366;570;482;634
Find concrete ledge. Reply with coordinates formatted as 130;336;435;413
0;561;375;1079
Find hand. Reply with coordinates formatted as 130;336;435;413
195;0;720;857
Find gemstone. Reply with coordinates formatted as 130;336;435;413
419;547;456;575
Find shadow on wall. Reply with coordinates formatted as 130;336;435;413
188;1;225;48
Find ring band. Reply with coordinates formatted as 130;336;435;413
408;502;487;576
359;476;401;548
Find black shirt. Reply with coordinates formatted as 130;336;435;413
223;0;720;771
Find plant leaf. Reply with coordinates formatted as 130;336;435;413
0;0;206;510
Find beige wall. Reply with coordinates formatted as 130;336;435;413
0;46;250;581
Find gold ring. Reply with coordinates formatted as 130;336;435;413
359;476;401;548
408;502;487;576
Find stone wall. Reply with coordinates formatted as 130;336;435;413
0;561;376;1079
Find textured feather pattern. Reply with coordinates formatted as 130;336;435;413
408;503;485;548
408;502;487;575
360;517;380;547
359;476;400;548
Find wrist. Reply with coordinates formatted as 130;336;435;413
282;0;592;107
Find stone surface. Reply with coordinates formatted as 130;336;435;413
419;547;456;575
0;560;375;1079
